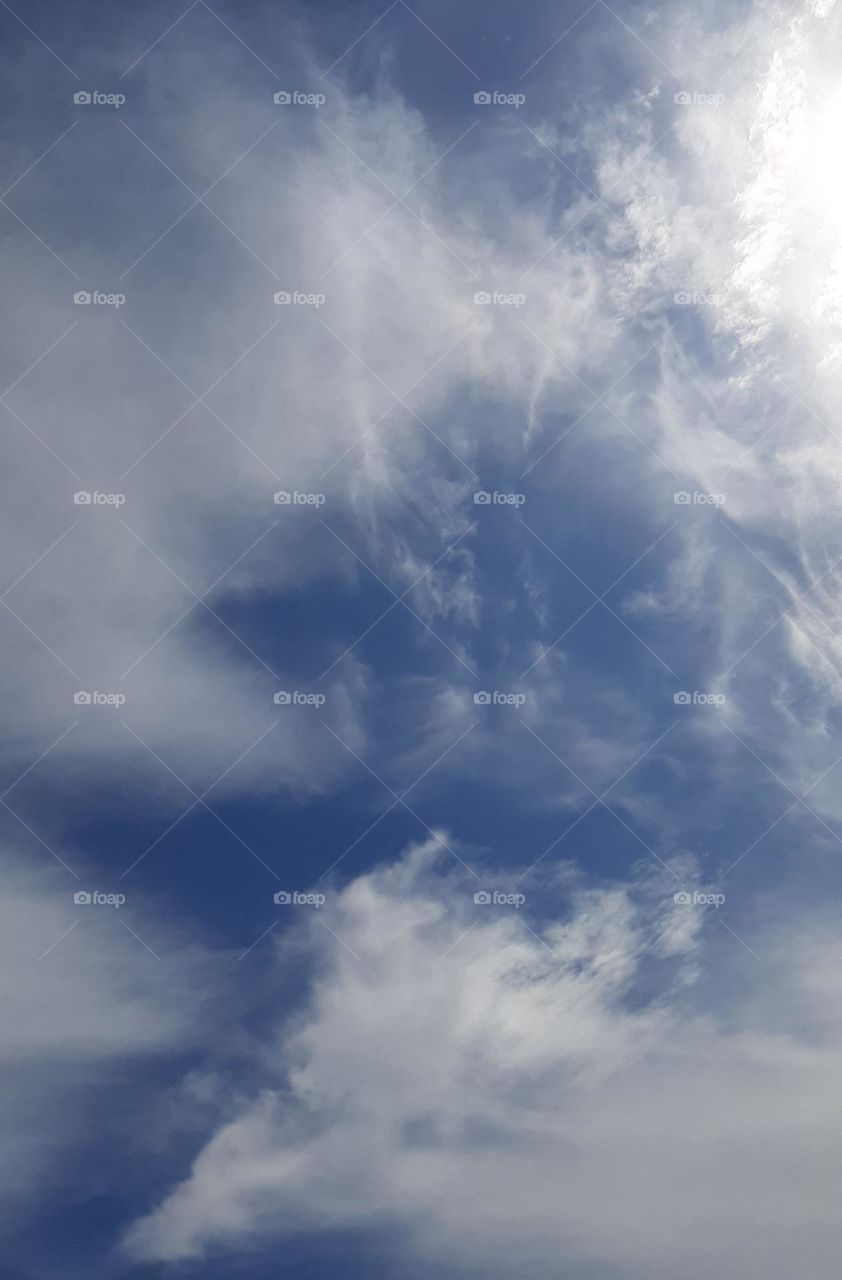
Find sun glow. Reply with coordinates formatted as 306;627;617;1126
801;85;842;231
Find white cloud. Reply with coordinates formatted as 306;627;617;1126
121;836;842;1279
514;0;842;821
0;852;221;1214
0;30;622;815
8;2;842;1271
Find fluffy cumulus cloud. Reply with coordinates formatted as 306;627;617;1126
124;837;842;1279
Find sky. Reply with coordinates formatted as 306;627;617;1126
3;0;842;1275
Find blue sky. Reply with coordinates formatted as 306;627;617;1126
4;0;842;1275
